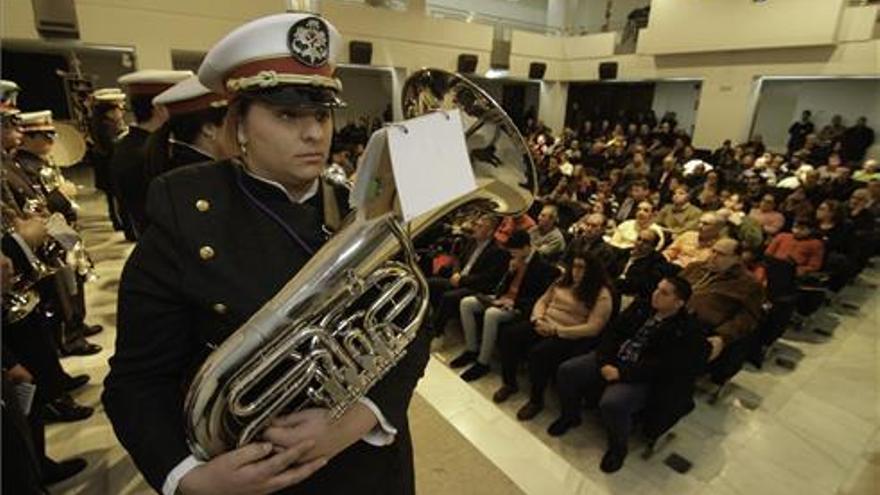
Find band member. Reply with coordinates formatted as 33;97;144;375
2;97;103;356
144;76;228;184
111;69;192;240
14;111;77;221
88;87;128;230
104;13;430;495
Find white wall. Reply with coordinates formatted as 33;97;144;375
427;0;550;29
571;0;650;34
651;81;702;136
751;78;880;157
639;0;846;55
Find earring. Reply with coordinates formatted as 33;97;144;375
239;139;248;157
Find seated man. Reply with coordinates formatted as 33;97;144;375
615;179;651;224
680;238;765;363
656;185;703;237
617;228;677;301
551;276;704;473
663;212;725;268
608;200;666;250
428;214;509;336
764;219;825;276
563;212;621;277
528;204;566;262
451;231;559;382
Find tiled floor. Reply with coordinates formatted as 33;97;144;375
47;178;878;494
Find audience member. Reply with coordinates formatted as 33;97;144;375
494;214;536;245
615;180;650;224
494;253;613;422
787;110;814;153
551;276;704;473
764;219;825;276
609;200;666;250
428;214;509;336
841;117;875;163
528;204;566;262
617;229;677;300
564;213;621;277
663;212;725;268
656;185;703;236
680;239;764;363
748;193;786;237
452;231;559;382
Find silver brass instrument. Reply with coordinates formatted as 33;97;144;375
184;68;537;459
2;273;41;324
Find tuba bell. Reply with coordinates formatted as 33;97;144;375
183;68;537;459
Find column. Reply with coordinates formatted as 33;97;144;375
691;73;761;149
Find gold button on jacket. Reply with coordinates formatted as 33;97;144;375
199;246;215;260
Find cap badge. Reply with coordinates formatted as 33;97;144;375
287;17;330;68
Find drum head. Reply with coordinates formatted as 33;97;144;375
51;121;87;168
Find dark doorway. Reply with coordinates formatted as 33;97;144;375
1;50;69;118
566;82;655;129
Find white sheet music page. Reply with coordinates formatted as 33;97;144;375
386;109;476;222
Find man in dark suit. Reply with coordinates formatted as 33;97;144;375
427;213;509;336
452;230;559;382
787;110;814;153
103;13;430;495
616;228;678;301
564;212;621;277
111;69;191;241
552;276;705;473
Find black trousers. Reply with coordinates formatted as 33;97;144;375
557;351;649;451
498;319;597;404
3;311;69;405
427;277;474;336
2;377;46;494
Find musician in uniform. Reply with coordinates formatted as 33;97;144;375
144;75;228;185
88;87;128;230
103;13;430;495
111;69;192;240
14;111;77;222
9;109;103;355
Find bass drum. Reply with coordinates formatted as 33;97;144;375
50;121;87;168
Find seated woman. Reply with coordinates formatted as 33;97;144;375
748;193;786;237
494;252;614;421
551;276;704;473
607;200;666;250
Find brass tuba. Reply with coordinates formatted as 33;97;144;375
183;68;536;459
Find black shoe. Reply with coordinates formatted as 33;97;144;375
43;457;87;484
64;374;91;392
460;362;490;382
60;338;102;357
492;385;518;403
449;350;478;369
81;324;103;337
600;448;627;473
547;416;582;437
44;395;94;423
516;401;544;421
